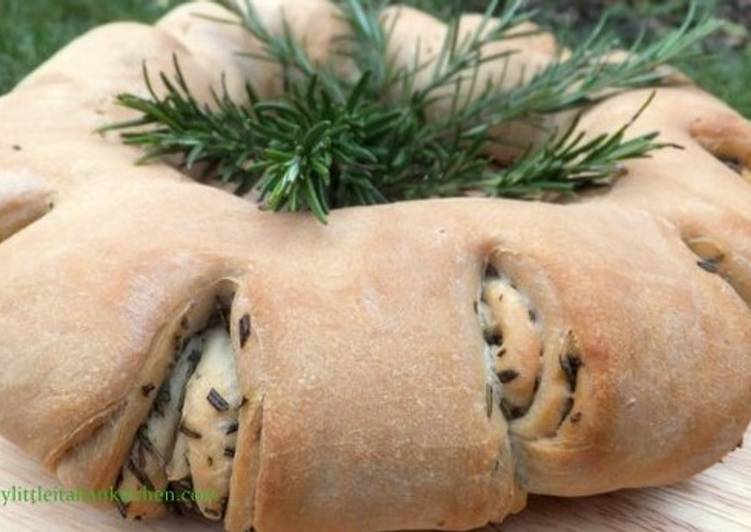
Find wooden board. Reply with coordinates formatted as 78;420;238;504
1;427;749;532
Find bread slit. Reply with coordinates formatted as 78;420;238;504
479;263;543;420
118;333;206;519
171;326;241;520
117;322;241;522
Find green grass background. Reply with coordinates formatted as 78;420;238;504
0;0;186;92
1;0;749;116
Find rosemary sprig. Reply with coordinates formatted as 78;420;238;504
479;93;682;200
249;72;396;221
104;60;399;222
104;0;717;222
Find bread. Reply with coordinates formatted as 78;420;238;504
0;1;750;531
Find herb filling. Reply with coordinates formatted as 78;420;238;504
117;325;241;521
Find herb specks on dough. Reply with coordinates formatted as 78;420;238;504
136;425;156;455
113;491;128;519
485;383;494;419
560;397;575;424
720;157;743;175
137;442;147;469
484;329;503;346
179;423;202;439
239;313;252;348
560;353;583;392
154;385;171;416
697;259;719;273
188;349;202;365
127;457;155;491
207;388;230;412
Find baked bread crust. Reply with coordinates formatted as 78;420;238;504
0;1;750;531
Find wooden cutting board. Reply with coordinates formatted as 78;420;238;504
1;427;749;532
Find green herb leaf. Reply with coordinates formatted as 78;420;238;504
103;0;715;223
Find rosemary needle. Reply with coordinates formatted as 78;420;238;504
103;0;717;223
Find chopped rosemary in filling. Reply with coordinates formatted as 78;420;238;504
118;326;241;521
168;327;242;520
119;334;205;519
478;267;542;421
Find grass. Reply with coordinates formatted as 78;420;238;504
524;0;751;118
0;0;187;93
1;0;749;117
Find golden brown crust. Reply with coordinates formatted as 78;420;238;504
0;1;750;531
